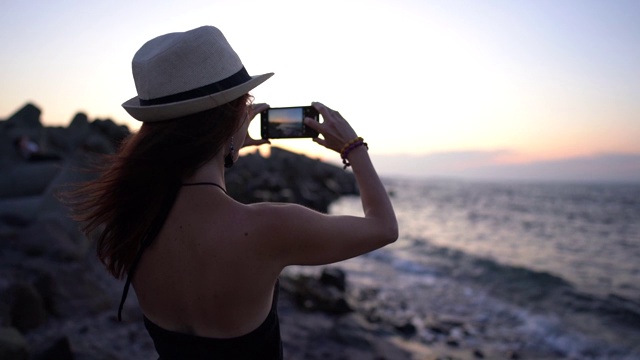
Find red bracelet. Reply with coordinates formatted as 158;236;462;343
340;137;368;169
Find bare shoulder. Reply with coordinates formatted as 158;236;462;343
241;201;331;245
246;201;308;212
244;201;320;225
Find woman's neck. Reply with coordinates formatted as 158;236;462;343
183;153;226;185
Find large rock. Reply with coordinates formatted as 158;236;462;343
89;118;129;149
32;336;73;360
0;327;28;360
6;103;42;129
41;113;119;155
7;282;48;333
281;268;353;314
320;267;347;291
0;104;132;169
69;113;89;129
227;147;358;212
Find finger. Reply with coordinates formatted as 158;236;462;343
303;117;322;131
248;103;269;120
312;102;334;120
242;136;271;148
251;103;269;115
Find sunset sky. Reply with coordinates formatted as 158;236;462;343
1;0;639;180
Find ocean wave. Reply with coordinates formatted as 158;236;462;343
382;239;640;333
415;241;569;292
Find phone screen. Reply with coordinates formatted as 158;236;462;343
261;106;319;139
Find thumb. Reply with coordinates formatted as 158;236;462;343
252;138;271;146
312;137;328;148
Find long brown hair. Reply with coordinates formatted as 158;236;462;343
70;94;250;279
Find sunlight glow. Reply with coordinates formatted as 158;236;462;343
1;0;639;179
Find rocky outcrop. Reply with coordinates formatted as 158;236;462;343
226;147;358;212
281;267;353;314
6;104;42;130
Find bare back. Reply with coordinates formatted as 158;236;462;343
132;185;281;338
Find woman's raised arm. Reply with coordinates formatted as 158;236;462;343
252;102;398;267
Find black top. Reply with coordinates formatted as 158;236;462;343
143;281;282;360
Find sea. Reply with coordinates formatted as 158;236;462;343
289;178;640;359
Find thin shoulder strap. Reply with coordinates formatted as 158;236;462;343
117;184;180;321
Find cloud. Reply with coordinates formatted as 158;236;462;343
373;149;512;177
374;151;640;182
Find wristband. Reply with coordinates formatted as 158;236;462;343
340;137;368;169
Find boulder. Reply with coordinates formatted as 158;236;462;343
392;319;418;336
319;267;347;291
32;336;73;360
8;282;48;333
282;271;353;314
39;114;120;155
69;113;89;129
227;147;358;212
6;103;42;129
32;271;59;316
0;327;28;360
89;119;129;149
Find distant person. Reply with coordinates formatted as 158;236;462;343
14;135;40;159
69;25;397;359
14;135;60;161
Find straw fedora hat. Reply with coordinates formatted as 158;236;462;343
122;26;273;122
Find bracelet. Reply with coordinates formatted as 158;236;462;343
340;136;368;169
339;137;363;155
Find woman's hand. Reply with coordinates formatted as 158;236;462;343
240;103;271;148
304;102;358;153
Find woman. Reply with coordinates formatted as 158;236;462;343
72;26;397;359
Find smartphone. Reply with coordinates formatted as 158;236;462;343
260;106;319;139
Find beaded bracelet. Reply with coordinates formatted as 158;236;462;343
340;136;368;169
339;137;362;154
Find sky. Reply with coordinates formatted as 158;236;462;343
1;0;639;181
